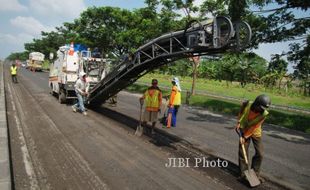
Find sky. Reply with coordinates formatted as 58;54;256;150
0;0;308;72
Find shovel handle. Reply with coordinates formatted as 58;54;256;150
241;143;249;165
139;104;143;123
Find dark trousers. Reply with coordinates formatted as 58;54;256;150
172;105;180;127
238;137;263;176
11;75;17;83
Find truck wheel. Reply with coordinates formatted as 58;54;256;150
50;85;55;96
58;90;66;104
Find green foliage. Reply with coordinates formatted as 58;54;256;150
6;0;309;98
289;36;310;96
24;31;66;59
6;51;29;61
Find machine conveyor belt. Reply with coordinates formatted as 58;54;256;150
86;16;252;106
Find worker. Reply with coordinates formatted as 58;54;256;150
72;71;90;116
235;94;271;182
10;63;18;83
166;77;181;128
140;79;162;135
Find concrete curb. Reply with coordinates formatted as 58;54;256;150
0;62;12;190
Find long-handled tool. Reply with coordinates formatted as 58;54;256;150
135;102;144;136
241;142;261;187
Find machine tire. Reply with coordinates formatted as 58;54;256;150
50;85;55;96
58;90;66;104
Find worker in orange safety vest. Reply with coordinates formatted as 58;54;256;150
165;77;181;128
235;94;271;182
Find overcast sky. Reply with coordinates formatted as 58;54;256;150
0;0;308;71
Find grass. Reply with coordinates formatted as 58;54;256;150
190;95;310;134
137;73;310;110
126;82;310;134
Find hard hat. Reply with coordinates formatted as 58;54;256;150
79;71;86;78
253;94;271;110
172;77;179;83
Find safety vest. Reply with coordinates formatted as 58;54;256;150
172;86;181;105
144;89;161;111
239;102;268;138
10;66;17;75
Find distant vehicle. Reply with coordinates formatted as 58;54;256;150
28;52;45;71
49;43;107;103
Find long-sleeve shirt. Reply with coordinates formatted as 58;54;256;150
74;78;89;95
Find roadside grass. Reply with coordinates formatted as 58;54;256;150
138;73;310;110
126;83;310;134
190;95;310;134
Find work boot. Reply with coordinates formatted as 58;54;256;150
83;112;87;116
72;106;77;112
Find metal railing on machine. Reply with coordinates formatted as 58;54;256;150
87;16;252;106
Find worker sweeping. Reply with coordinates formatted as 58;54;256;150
235;94;271;184
165;77;181;128
10;63;18;83
139;79;162;135
72;71;90;116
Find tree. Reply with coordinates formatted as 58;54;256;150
6;51;29;61
289;35;310;96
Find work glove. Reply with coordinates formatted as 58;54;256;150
239;137;245;144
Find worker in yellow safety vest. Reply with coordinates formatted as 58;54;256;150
235;94;271;182
140;79;162;135
10;63;18;83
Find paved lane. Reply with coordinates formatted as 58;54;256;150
6;68;234;189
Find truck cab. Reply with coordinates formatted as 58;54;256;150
49;44;107;104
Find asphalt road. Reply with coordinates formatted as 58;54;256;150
112;93;310;190
4;67;233;190
5;66;310;190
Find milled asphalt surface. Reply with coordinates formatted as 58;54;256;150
4;66;310;189
110;89;310;190
4;66;236;189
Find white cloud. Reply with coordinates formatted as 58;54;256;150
0;33;33;46
193;0;204;7
29;0;86;19
0;33;34;58
10;16;53;35
0;0;27;11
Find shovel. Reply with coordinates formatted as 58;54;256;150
241;142;261;187
135;103;143;136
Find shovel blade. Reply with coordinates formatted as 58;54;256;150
244;169;260;187
135;125;143;136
